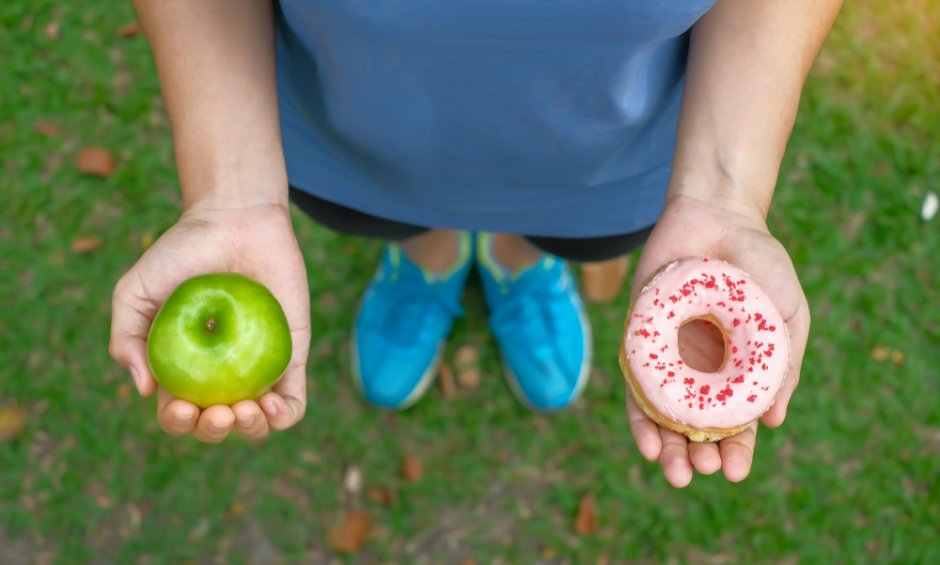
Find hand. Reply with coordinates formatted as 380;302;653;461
109;197;311;442
625;194;810;487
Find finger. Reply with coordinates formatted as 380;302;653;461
688;441;722;475
193;405;236;443
763;296;810;427
232;400;270;440
625;392;663;461
156;388;199;436
109;273;159;397
258;354;309;431
719;422;758;482
259;388;304;432
659;428;693;488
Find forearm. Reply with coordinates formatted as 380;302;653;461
134;0;286;209
669;0;842;217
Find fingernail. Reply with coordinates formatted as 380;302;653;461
263;401;279;417
239;416;255;427
130;366;142;391
211;424;228;433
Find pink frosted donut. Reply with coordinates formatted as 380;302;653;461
620;258;790;442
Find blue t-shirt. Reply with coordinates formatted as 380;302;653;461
276;1;716;237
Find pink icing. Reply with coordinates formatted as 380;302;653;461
625;258;790;431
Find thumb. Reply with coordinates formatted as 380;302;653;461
109;272;158;397
261;361;308;431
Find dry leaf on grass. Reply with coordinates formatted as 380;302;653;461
71;237;102;254
35;121;59;137
401;456;424;482
891;350;905;365
76;146;116;177
86;483;114;509
454;344;482;390
44;21;60;39
117;22;141;38
299;450;321;466
366;485;395;507
327;510;371;554
342;465;363;496
456;367;481;390
573;494;599;535
228;500;246;518
0;406;28;443
439;363;457;398
455;344;479;366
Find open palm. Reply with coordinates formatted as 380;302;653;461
109;200;311;442
627;194;810;486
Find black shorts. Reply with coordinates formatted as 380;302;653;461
289;188;654;263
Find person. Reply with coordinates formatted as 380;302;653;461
109;0;839;487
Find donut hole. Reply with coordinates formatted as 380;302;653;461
677;318;727;373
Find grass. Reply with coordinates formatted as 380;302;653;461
2;1;938;563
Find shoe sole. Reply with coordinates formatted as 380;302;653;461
350;328;444;410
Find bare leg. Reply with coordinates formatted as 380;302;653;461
399;229;459;273
490;233;543;272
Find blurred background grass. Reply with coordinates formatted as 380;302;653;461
1;1;938;563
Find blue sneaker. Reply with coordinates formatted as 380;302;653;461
476;233;592;411
352;232;473;409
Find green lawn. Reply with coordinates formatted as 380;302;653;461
2;1;938;563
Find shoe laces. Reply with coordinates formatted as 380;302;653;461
370;278;464;348
490;265;573;350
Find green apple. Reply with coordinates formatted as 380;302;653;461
146;273;292;408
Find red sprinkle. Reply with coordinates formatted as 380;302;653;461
700;385;711;395
747;395;757;403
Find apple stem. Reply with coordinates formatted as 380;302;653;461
206;317;217;334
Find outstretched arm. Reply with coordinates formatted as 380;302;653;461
110;1;311;442
627;0;842;487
